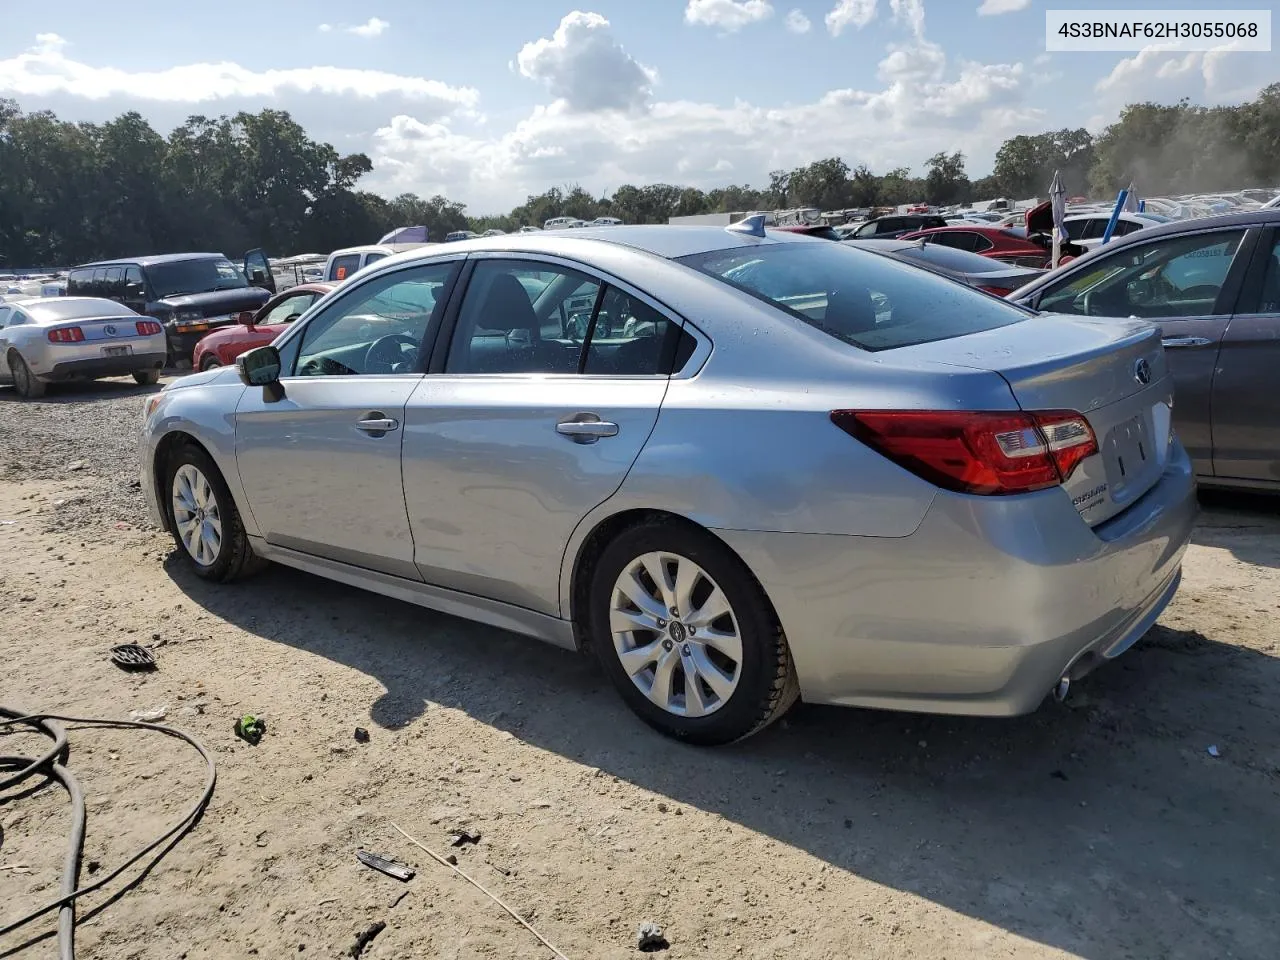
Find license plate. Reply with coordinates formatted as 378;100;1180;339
1108;415;1150;482
102;345;130;357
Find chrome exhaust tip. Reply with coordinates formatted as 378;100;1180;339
1053;675;1070;702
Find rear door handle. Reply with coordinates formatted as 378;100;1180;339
1161;337;1212;348
356;415;399;435
556;414;619;443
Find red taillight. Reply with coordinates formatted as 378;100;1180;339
47;326;85;343
136;320;162;336
831;409;1098;496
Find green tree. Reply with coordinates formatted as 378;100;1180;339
924;151;968;206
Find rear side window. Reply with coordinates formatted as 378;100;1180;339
329;255;362;282
678;242;1029;352
582;287;694;376
67;268;95;295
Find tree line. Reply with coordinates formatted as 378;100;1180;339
1;84;1277;267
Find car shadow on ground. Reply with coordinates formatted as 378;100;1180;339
1194;490;1280;569
0;377;164;404
165;547;1280;960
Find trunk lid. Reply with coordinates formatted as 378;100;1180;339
895;314;1172;525
49;316;152;343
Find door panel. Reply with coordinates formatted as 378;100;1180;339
235;377;423;577
401;376;666;614
1211;230;1280;483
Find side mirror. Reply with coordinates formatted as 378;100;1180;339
236;310;257;327
236;345;281;387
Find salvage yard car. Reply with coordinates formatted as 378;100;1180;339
1;296;166;398
68;251;274;367
192;283;334;370
1009;208;1280;493
140;223;1196;745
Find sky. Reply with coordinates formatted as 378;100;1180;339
0;0;1274;214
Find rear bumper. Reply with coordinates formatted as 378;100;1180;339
165;321;233;364
46;352;167;381
717;438;1198;716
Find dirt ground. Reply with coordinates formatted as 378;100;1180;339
2;378;1279;960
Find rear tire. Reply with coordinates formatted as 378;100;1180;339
588;520;799;745
8;352;46;399
163;443;266;582
133;369;161;385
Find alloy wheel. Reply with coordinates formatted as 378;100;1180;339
171;463;223;566
609;551;743;718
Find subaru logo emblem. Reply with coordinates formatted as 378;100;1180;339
1133;358;1151;385
104;324;117;336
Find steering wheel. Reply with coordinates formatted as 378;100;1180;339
364;334;419;373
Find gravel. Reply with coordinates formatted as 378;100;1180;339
0;376;163;532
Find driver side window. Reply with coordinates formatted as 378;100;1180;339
293;261;460;377
262;293;316;325
1038;230;1247;319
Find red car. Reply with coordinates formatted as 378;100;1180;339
192;283;334;370
896;226;1049;269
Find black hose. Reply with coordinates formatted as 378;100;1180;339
0;707;216;960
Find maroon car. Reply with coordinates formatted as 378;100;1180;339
897;225;1051;268
192;283;334;370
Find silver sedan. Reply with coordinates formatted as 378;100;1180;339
139;224;1197;744
1;296;166;398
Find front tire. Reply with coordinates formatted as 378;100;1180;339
8;352;46;398
163;443;265;582
133;369;161;385
588;520;799;745
200;356;222;372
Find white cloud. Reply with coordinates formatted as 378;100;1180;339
889;0;925;40
785;9;812;33
516;12;655;113
977;0;1030;15
825;0;877;35
318;23;332;33
0;33;477;110
685;0;774;32
1094;42;1271;110
372;31;1039;211
348;17;390;38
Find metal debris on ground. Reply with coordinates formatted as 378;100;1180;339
128;704;168;723
348;920;386;958
450;829;481;847
637;921;669;952
357;849;416;881
391;821;574;960
354;727;370;743
109;643;156;671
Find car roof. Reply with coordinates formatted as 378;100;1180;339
9;296;139;321
328;245;393;257
372;224;823;265
77;253;227;268
1073;208;1280;249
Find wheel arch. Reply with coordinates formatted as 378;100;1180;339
563;507;783;653
152;430;212;532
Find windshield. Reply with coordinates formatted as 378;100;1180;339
678;242;1030;352
148;258;247;299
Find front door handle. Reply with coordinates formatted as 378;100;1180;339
356;414;399;435
1162;336;1212;349
556;413;619;443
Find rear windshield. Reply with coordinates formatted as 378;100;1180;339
678;242;1029;351
895;243;1007;274
148;258;247;299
